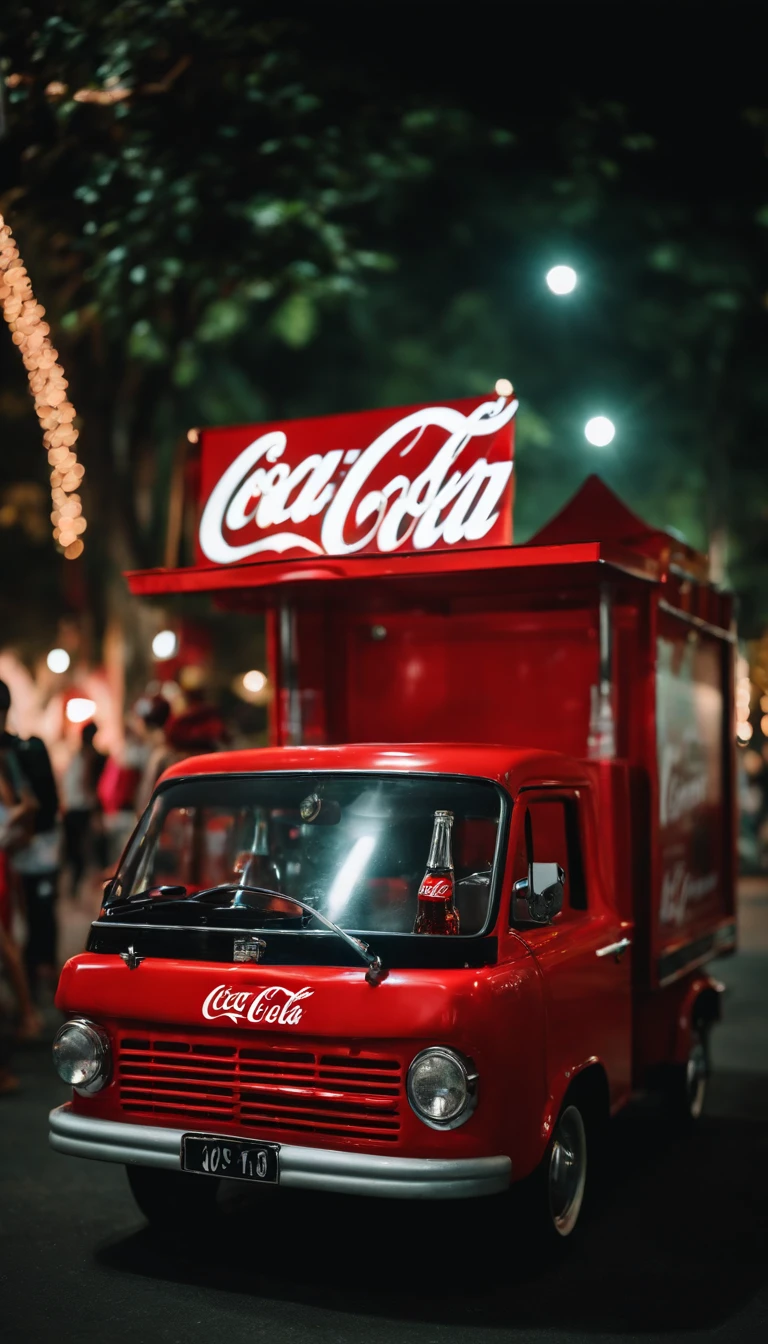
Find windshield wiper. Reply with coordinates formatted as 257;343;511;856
192;884;386;985
104;885;189;912
105;882;385;984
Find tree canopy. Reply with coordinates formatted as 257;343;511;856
0;1;766;683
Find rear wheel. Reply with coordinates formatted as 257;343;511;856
664;1024;710;1128
126;1165;220;1233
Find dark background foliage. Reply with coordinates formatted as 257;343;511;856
0;1;766;682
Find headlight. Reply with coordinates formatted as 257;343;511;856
53;1019;111;1095
407;1047;477;1130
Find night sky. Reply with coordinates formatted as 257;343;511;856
314;1;767;207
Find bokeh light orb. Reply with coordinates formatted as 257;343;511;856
584;416;616;447
47;647;71;674
243;669;267;694
546;265;577;295
152;629;178;660
66;697;96;725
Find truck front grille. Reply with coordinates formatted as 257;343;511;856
117;1032;403;1145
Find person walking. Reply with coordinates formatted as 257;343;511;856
62;721;105;898
0;733;42;1095
0;679;62;1001
133;694;174;815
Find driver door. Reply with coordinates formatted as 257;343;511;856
510;787;633;1110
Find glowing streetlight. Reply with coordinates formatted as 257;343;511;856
584;416;616;447
47;647;71;674
546;265;577;295
152;629;178;660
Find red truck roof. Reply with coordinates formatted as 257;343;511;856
159;743;586;793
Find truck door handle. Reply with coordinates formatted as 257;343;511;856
596;937;632;960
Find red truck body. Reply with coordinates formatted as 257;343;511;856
51;397;736;1231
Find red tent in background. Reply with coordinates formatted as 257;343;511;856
527;475;710;583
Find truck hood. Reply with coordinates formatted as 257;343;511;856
56;953;500;1040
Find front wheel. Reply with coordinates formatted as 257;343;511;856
518;1101;589;1246
546;1103;588;1237
126;1165;220;1233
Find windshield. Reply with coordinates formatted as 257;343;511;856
110;773;503;936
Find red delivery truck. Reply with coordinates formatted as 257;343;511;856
49;393;736;1242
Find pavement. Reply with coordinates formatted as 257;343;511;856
1;880;767;1344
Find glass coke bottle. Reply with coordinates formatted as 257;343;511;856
413;809;460;935
237;809;281;892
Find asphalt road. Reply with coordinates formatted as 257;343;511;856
2;881;767;1344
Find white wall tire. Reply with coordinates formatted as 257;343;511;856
547;1104;588;1238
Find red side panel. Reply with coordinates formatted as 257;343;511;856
652;608;736;985
334;606;600;754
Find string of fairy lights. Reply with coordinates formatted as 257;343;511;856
0;213;86;559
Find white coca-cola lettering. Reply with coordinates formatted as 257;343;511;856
659;743;709;826
659;864;719;926
418;875;452;901
202;983;313;1026
199;396;517;564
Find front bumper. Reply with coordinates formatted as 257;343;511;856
49;1105;511;1200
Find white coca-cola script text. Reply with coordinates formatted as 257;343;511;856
202;984;313;1026
418;876;453;901
199;396;517;563
659;864;719;926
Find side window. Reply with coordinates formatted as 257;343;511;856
510;796;587;923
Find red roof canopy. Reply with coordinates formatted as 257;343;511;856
127;474;712;602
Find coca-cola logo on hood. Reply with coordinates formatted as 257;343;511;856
197;394;517;565
203;984;313;1027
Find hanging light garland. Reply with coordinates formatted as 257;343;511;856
0;213;86;559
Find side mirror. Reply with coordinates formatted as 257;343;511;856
512;862;565;925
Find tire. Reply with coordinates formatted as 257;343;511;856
664;1023;710;1130
518;1101;589;1246
126;1165;220;1233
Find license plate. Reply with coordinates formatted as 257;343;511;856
181;1134;279;1184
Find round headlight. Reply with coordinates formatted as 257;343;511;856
53;1019;111;1094
407;1047;477;1129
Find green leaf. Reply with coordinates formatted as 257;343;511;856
649;244;681;272
621;133;656;151
171;344;200;388
271;292;317;347
401;109;438;132
128;320;167;363
196;298;248;342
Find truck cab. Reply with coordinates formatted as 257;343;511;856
50;398;736;1243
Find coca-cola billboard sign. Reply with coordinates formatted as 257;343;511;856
197;394;517;566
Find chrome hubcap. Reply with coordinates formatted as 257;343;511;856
548;1104;587;1237
686;1036;708;1119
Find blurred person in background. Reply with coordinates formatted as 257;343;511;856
0;677;62;1002
0;743;42;1095
96;716;148;869
62;722;106;898
166;687;227;760
133;693;173;815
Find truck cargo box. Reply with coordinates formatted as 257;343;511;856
129;471;736;992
